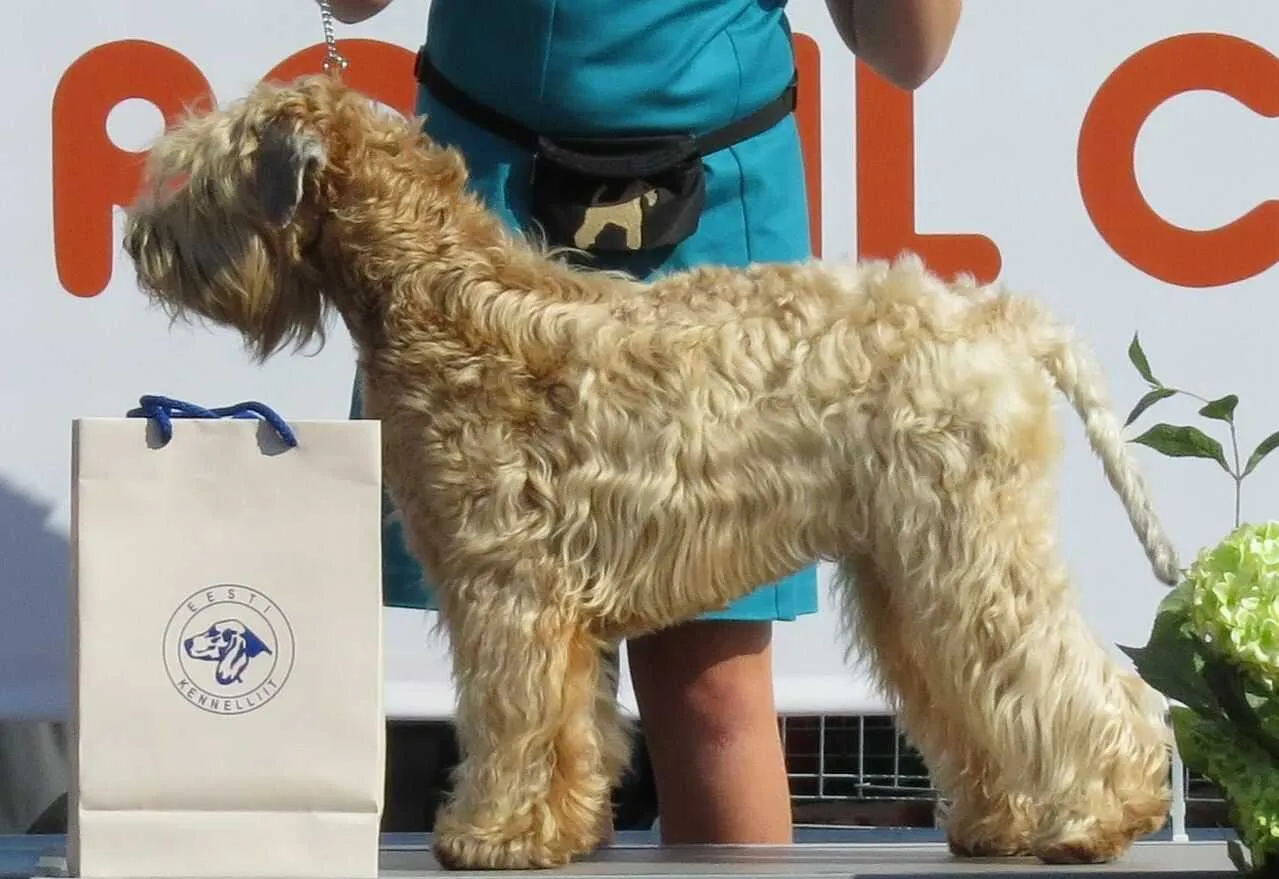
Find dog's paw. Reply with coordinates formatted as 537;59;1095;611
946;835;1033;859
942;802;1034;860
1031;825;1134;866
1033;839;1124;866
432;825;578;871
1029;796;1164;867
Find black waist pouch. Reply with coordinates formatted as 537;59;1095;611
414;48;797;256
529;133;705;253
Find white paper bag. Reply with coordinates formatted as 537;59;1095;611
68;398;385;879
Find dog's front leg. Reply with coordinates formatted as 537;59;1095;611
431;591;615;870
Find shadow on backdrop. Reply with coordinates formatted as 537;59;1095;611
0;477;70;833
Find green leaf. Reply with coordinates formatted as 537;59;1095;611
1198;394;1238;425
1227;838;1252;874
1120;642;1208;711
1128;333;1159;385
1199;659;1279;787
1243;429;1279;478
1118;588;1222;718
1124;387;1176;428
1167;706;1220;779
1167;706;1205;761
1131;423;1231;474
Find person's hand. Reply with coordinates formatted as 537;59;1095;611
326;0;394;25
825;0;962;90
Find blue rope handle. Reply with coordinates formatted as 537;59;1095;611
126;394;299;448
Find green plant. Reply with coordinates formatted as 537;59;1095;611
1124;333;1279;529
1120;334;1279;875
1122;525;1279;874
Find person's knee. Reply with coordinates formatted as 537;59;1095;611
683;668;777;752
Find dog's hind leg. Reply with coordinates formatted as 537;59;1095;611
850;475;1168;866
835;553;1037;857
431;589;614;870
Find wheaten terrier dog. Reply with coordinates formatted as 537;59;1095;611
121;75;1180;870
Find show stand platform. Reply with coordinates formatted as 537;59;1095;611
0;829;1242;878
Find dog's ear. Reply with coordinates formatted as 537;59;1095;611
254;122;327;227
215;630;248;685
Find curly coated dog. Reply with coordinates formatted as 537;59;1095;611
121;74;1180;870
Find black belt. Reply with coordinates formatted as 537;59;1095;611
412;47;798;158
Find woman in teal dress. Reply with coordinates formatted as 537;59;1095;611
333;0;961;845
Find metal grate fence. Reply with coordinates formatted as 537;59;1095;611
779;714;1231;829
782;714;934;803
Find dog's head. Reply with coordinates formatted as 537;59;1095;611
183;619;272;686
121;74;469;360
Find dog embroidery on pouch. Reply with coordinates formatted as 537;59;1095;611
183;620;273;685
573;187;660;251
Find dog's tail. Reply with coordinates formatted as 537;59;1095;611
1018;305;1181;586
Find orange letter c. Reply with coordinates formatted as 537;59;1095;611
1078;33;1279;289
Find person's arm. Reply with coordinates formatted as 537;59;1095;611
824;0;962;90
327;0;394;24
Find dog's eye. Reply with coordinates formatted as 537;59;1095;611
221;631;234;643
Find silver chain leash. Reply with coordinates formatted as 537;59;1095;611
316;0;349;74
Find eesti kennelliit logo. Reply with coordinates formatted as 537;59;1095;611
163;585;295;715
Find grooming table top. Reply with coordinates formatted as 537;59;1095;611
0;831;1240;878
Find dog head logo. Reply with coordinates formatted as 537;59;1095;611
163;585;296;715
183;619;273;685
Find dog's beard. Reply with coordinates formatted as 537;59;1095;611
124;206;330;362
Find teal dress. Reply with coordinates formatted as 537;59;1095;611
351;0;819;622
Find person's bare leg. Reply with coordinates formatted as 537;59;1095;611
627;620;792;845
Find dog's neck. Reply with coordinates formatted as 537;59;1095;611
319;143;617;370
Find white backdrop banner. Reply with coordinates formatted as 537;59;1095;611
3;0;1277;721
